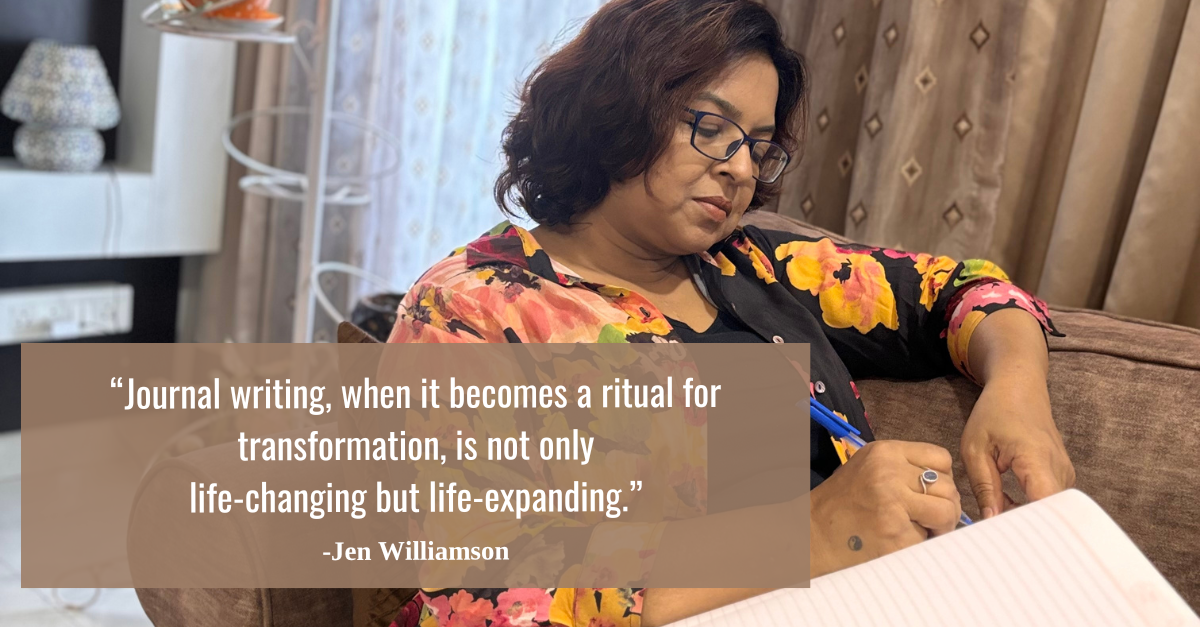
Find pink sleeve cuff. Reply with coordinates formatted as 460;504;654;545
945;279;1061;383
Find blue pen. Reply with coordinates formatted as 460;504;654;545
804;396;974;527
806;398;866;446
809;397;861;435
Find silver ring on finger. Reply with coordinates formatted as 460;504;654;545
920;468;939;495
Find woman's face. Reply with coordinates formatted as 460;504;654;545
598;53;781;257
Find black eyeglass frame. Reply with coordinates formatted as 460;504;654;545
683;107;791;183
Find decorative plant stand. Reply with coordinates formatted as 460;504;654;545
142;0;395;342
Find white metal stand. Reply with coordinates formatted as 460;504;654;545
222;106;401;206
143;0;394;342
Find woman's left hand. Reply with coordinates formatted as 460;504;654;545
960;373;1075;520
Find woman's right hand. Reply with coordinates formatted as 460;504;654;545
810;440;962;578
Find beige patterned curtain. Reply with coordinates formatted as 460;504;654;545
763;0;1200;329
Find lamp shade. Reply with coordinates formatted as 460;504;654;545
1;40;120;130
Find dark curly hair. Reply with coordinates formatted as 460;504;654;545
494;0;808;227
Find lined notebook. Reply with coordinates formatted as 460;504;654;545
668;490;1198;627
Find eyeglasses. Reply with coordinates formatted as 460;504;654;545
683;108;790;183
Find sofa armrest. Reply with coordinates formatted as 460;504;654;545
131;418;419;626
131;421;355;627
135;587;352;627
857;307;1200;608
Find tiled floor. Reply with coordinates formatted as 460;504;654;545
0;431;153;626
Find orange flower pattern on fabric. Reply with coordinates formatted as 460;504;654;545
707;251;737;276
775;238;899;334
417;583;644;626
882;249;959;311
731;235;777;284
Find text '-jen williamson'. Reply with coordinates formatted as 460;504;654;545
325;541;509;561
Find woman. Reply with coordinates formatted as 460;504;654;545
388;0;1076;624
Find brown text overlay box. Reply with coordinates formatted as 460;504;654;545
22;343;809;588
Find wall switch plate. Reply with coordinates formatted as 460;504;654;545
0;283;134;344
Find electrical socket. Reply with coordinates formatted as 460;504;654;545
0;283;134;345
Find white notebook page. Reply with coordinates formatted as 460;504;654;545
667;489;1198;627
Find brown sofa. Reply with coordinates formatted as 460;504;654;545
135;213;1200;624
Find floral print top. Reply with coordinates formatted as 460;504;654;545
388;219;1061;627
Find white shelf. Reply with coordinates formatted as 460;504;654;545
0;162;151;261
0;161;205;262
